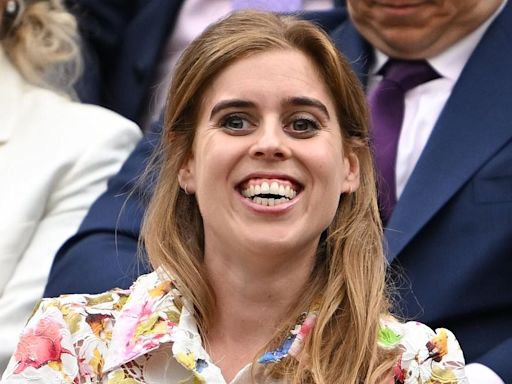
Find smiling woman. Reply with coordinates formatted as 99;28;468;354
2;10;467;384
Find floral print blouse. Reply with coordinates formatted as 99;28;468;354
1;270;468;383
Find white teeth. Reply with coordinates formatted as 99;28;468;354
240;180;299;205
251;196;289;207
269;182;279;195
285;185;291;198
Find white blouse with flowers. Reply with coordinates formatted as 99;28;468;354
1;270;468;383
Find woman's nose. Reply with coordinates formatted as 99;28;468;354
248;122;292;160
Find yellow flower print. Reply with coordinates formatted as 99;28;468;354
86;314;111;339
428;365;458;383
149;281;173;298
65;312;82;334
178;374;206;384
134;313;160;338
108;370;140;383
151;319;170;335
90;347;104;377
47;361;63;371
165;309;180;323
427;329;449;362
176;352;197;371
86;293;114;306
114;294;129;311
58;305;82;334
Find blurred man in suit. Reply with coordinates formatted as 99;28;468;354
330;1;510;383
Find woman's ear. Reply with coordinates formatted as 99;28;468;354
178;156;196;195
341;151;360;194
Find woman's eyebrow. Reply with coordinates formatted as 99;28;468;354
210;99;256;118
283;97;330;119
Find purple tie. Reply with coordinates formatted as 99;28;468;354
232;0;303;12
369;60;440;222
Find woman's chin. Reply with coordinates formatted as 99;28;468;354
238;227;319;259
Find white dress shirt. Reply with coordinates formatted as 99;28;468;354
368;1;507;383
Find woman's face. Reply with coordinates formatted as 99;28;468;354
179;49;360;258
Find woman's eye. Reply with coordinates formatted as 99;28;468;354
293;118;317;131
286;117;320;137
219;114;251;131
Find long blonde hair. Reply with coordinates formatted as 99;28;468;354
143;11;397;383
1;0;81;94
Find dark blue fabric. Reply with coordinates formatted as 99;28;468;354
66;0;186;125
46;3;512;381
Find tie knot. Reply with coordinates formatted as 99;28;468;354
379;59;440;91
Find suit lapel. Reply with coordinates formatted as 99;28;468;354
385;2;512;260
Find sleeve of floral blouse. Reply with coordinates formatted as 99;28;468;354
1;300;81;383
389;321;469;384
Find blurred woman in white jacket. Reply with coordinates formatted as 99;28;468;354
0;0;141;372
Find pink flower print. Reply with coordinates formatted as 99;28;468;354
14;317;73;374
393;359;405;383
288;312;317;358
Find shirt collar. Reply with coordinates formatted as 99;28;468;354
372;0;507;82
103;270;185;372
102;269;319;379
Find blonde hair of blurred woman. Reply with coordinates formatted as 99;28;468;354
0;0;81;95
143;11;399;384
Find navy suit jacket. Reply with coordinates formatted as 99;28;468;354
67;0;186;124
46;3;512;381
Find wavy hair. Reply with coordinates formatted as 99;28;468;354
1;0;81;95
142;11;398;383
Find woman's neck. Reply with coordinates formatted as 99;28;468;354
203;240;317;382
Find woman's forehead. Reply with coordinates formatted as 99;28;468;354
200;49;336;113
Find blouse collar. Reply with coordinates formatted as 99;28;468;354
102;269;317;381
